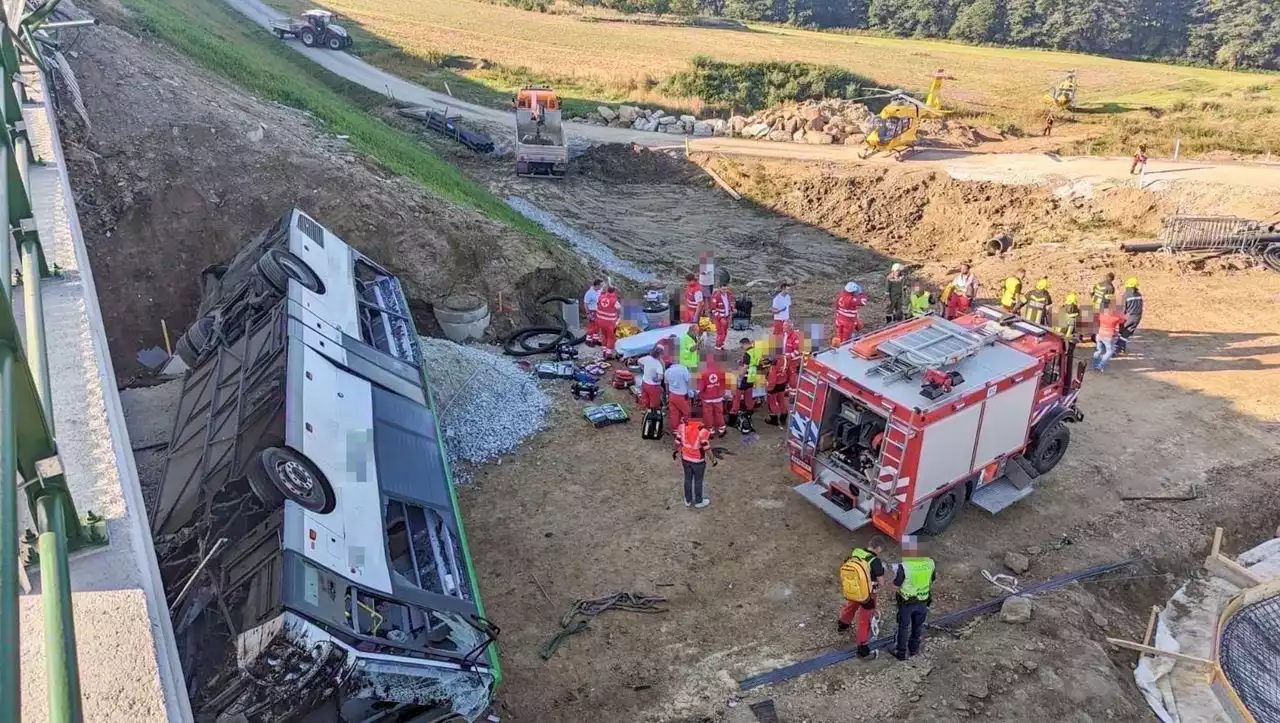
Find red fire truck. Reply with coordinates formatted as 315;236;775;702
788;306;1085;540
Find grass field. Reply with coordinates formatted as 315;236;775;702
265;0;1280;156
119;0;546;236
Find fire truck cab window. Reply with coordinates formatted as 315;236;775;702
1041;353;1061;385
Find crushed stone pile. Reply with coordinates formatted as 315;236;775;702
420;337;550;470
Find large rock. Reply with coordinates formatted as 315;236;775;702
664;122;686;135
632;117;647;130
657;115;677;126
706;118;729;136
743;123;771;138
729;115;747;133
643;118;661;132
692;121;713;137
800;105;823;121
783;116;801;134
680;114;697;125
844;135;865;146
792;129;806;142
804;132;834;145
597;105;618;122
767;129;791;142
1000;596;1033;624
618;105;638;123
1004;551;1031;574
807;115;828;131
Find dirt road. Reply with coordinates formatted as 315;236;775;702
227;0;1280;192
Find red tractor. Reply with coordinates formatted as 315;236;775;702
788;306;1085;540
270;9;352;51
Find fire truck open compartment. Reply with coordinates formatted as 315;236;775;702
790;309;1082;540
152;211;497;722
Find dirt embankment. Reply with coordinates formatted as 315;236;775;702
59;21;587;384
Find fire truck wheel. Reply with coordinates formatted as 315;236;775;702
922;489;961;536
1030;422;1071;474
247;447;336;514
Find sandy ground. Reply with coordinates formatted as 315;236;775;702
66;4;1280;723
455;153;1280;721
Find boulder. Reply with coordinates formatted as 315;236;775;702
692;121;714;137
1000;596;1033;624
644;118;661;132
784;116;801;134
597;105;617;122
792;129;806;142
657;115;677;126
767;129;791;142
664;122;686;135
1004;552;1031;574
807;115;828;132
632;117;647;130
743;123;771;138
618;105;638;123
844;136;864;146
680;114;697;125
729;115;748;132
804;132;834;145
800;105;823;121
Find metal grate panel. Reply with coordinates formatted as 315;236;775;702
1159;215;1264;254
1219;593;1280;722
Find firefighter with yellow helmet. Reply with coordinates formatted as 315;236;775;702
1057;291;1081;341
1022;277;1053;326
1116;276;1143;355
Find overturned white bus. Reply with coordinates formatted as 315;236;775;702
153;209;498;722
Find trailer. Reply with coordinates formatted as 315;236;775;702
788;307;1085;540
270;9;352;50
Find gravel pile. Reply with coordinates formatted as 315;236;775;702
505;195;656;283
420;336;551;470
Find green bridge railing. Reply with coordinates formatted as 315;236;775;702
1;1;107;721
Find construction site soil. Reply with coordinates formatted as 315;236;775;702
60;20;588;384
64;10;1280;723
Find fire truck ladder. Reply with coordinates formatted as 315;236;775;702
867;318;998;383
876;415;913;508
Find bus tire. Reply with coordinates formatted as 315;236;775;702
256;248;324;294
247;447;335;514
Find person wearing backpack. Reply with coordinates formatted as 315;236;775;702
837;536;888;660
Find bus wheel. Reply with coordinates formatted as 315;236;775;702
247;447;335;514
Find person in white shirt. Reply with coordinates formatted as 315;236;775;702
698;255;716;296
945;264;977;319
771;282;793;336
583;278;603;344
665;363;692;430
638;353;665;411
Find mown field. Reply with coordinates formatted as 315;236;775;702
264;0;1280;157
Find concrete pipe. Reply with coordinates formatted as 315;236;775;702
433;292;491;343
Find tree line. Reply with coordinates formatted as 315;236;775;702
562;0;1279;71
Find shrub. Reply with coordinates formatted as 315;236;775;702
657;56;881;114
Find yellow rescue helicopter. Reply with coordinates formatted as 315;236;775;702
855;88;942;160
1044;70;1078;110
854;68;951;161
